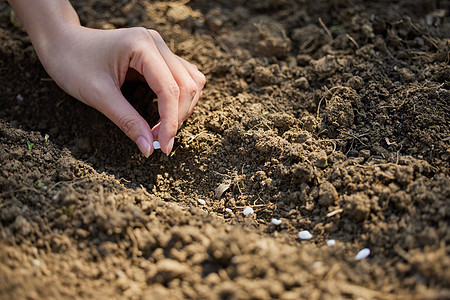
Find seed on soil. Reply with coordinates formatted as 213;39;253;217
198;198;206;205
298;230;313;240
243;206;254;216
32;259;41;267
327;239;336;247
271;218;282;225
153;141;161;150
225;208;232;213
355;248;370;260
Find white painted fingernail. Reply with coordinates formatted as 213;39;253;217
153;141;161;150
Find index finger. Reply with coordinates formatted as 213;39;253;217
127;28;179;155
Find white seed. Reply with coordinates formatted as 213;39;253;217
355;248;370;260
271;218;282;225
32;259;41;267
243;206;254;216
327;239;336;247
153;141;161;150
225;208;232;213
298;230;313;240
197;198;206;205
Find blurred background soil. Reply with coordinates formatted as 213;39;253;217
0;0;449;299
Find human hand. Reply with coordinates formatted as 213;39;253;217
37;26;205;157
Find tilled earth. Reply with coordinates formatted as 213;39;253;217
1;0;449;299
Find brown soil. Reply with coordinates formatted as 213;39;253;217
1;0;449;299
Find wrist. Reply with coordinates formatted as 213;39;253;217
33;22;83;63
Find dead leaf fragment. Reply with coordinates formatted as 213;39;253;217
215;183;230;199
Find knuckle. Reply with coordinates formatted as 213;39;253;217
132;27;151;38
165;81;180;99
196;72;206;88
128;27;154;51
163;119;179;134
180;80;198;99
147;29;160;38
117;114;139;138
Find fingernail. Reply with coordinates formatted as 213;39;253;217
165;137;174;155
136;136;151;158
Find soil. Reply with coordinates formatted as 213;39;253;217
1;0;449;299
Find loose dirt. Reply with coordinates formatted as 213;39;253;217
1;0;449;299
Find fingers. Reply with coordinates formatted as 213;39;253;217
149;58;205;146
148;31;203;126
126;29;178;155
127;28;205;155
176;56;206;117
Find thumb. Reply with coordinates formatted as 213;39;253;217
91;86;154;158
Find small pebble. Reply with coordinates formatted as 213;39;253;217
298;230;313;240
271;218;282;225
243;206;254;216
153;141;161;150
355;248;370;260
225;208;232;213
197;199;206;205
327;239;336;247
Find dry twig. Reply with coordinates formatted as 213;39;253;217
319;18;333;40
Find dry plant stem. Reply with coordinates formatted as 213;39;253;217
48;176;90;192
318;17;333;40
0;187;41;197
346;33;359;48
326;209;343;218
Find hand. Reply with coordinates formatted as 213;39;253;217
38;26;205;157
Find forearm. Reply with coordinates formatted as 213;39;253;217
7;0;81;57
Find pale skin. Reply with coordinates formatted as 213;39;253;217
7;0;206;157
